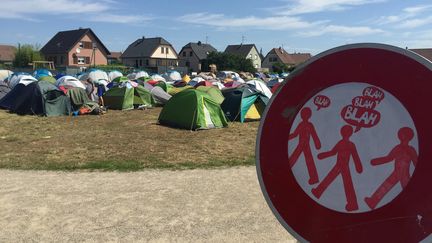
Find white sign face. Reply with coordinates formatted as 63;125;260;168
288;82;419;213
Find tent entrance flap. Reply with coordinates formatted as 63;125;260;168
203;103;215;129
245;103;260;120
240;95;258;122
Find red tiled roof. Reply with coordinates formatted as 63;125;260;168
0;45;16;62
108;52;122;59
273;48;311;65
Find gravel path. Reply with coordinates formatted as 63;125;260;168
0;167;295;242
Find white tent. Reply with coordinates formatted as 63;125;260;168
0;70;13;82
108;71;123;82
246;79;273;99
88;69;109;84
56;76;86;90
9;74;37;88
150;74;166;82
135;71;149;79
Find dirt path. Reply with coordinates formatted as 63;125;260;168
0;167;295;242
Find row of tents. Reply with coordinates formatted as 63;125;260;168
0;68;278;130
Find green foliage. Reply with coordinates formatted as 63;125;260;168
13;44;44;68
202;52;257;73
271;62;295;74
94;64;133;74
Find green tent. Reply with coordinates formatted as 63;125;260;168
196;86;224;105
221;85;269;122
168;85;192;96
103;84;154;110
38;75;56;84
158;89;228;130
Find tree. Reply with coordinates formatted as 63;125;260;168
202;52;256;73
13;44;44;68
272;62;295;74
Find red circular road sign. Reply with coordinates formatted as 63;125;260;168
256;43;432;243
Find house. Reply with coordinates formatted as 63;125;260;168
120;37;178;73
409;48;432;62
262;47;311;72
40;28;110;70
178;41;216;73
224;44;262;69
107;52;122;64
0;45;16;66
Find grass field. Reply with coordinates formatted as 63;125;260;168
0;108;259;171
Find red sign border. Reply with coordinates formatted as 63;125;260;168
256;43;432;242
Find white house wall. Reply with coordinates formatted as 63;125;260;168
151;45;178;59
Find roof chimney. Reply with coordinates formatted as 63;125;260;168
198;41;202;46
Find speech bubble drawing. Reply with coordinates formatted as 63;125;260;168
351;96;377;110
363;86;385;104
313;95;331;111
341;105;381;132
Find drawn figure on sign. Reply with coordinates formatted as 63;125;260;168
364;127;418;210
289;107;322;184
311;125;363;212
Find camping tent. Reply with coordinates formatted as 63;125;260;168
196;86;224;105
38;75;56;84
103;82;154;110
108;70;123;82
127;71;149;80
150;86;171;105
8;74;38;89
246;79;273;99
88;69;109;84
221;85;269;122
0;70;13;82
0;81;71;116
150;74;166;82
0;81;11;100
163;71;182;82
56;76;86;90
33;69;53;80
158;89;228;130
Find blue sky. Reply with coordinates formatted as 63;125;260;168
1;0;432;55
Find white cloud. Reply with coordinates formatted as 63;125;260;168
299;24;385;37
398;16;432;29
0;0;148;25
87;14;152;24
0;0;109;18
272;0;386;15
178;13;324;30
376;4;432;26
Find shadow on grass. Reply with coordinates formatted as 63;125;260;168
1;156;256;172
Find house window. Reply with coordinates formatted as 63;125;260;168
60;56;64;65
140;59;143;66
255;54;258;60
161;47;164;54
189;51;193;57
182;52;186;57
79;42;83;48
77;57;85;65
166;47;169;54
255;64;258;68
186;61;190;67
146;59;149;66
157;59;162;65
249;54;252;59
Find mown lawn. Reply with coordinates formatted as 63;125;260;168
0;108;258;171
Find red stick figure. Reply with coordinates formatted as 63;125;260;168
311;125;363;212
289;107;322;184
364;127;418;210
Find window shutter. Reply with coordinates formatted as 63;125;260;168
85;57;90;64
73;57;78;64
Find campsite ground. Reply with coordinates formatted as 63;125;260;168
0;167;296;242
0;108;257;170
0;109;297;241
